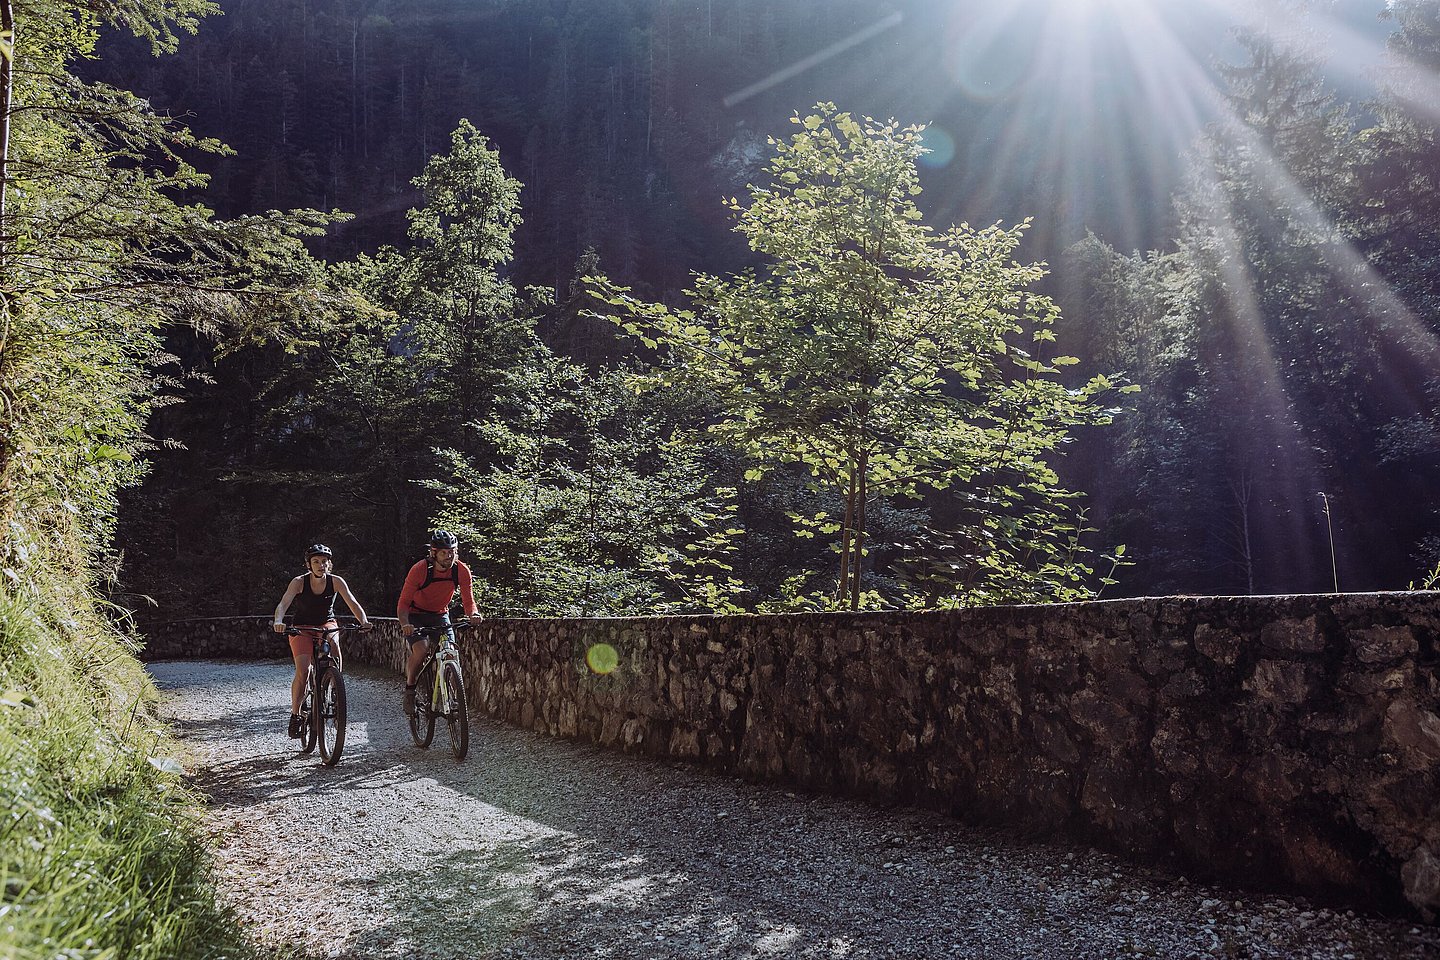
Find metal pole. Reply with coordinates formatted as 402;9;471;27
1318;491;1338;593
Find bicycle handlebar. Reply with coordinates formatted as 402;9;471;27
283;623;374;634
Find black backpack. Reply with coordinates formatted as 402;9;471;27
419;558;460;604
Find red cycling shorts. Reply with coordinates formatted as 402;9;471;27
289;621;339;660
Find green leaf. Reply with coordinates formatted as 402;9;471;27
0;689;35;709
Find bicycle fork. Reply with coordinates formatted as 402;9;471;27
431;649;459;716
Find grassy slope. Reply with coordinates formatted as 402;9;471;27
0;587;268;960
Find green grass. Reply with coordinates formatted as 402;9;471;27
0;586;269;960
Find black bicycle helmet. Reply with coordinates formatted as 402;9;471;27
427;529;458;550
305;543;334;561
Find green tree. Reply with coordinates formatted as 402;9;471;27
1352;0;1440;577
595;104;1122;609
1170;13;1407;592
0;0;349;956
427;365;744;616
177;119;555;604
0;0;345;587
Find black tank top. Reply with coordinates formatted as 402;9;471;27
289;574;337;624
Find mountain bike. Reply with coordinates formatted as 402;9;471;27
286;625;349;766
407;622;471;762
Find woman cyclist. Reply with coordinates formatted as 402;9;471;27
272;544;372;738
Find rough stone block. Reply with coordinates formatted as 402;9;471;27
1138;644;1186;677
1194;623;1242;664
1383;700;1440;763
1069;688;1139;744
1342;667;1410;697
1158;668;1207;705
1260;616;1327;653
1350;626;1419;665
1402;843;1440;917
958;627;1005;657
1245;659;1319;705
1151;716;1199;777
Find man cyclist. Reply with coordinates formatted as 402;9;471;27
398;529;483;716
272;544;372;738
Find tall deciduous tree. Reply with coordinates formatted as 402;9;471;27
596;104;1122;609
0;0;345;589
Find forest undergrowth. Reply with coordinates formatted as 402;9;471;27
0;579;279;959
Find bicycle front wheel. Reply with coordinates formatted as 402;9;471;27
409;662;436;748
297;665;318;755
442;663;469;762
317;667;347;767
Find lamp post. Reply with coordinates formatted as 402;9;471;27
1318;491;1338;593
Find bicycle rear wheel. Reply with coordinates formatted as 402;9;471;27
442;663;468;762
317;667;347;767
297;665;318;755
409;661;436;748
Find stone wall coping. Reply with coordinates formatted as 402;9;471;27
141;590;1440;628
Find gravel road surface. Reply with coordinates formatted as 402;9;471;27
149;659;1439;960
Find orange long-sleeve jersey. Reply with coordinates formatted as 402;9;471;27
397;559;477;616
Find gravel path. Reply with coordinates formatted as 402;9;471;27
149;660;1439;960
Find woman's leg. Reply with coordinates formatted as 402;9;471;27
324;620;342;673
288;632;316;713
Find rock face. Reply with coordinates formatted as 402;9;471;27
142;593;1440;918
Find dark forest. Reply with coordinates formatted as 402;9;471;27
10;0;1440;620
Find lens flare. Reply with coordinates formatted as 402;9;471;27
942;7;1036;104
917;126;956;169
586;643;619;675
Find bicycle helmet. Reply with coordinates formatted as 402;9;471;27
427;529;458;550
305;543;334;561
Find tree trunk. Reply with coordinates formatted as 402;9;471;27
0;0;12;241
837;466;855;605
1228;466;1255;595
850;452;868;610
0;0;17;526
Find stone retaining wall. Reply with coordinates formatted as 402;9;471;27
140;594;1440;917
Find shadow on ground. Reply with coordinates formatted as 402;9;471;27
151;661;1438;960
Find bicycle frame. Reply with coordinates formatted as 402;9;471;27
412;625;463;714
286;625;349;765
408;622;471;761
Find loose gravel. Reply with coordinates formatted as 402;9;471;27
148;659;1440;960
